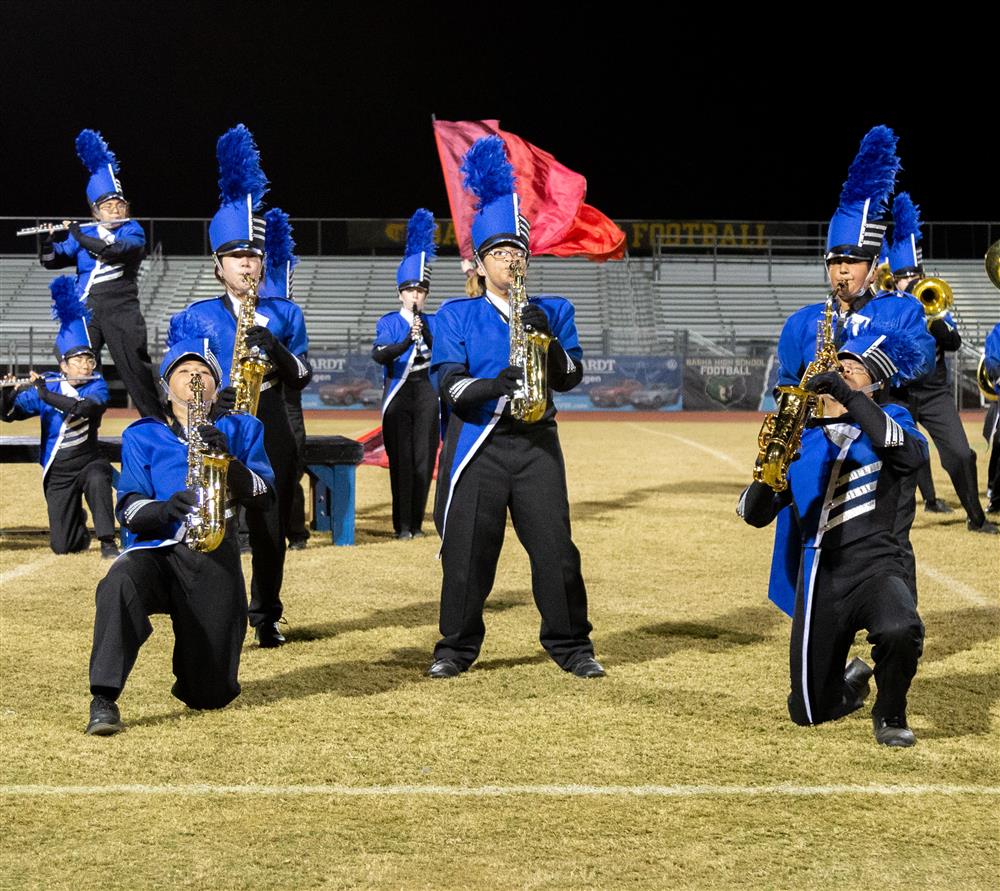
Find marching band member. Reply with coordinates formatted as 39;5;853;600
39;130;163;420
86;314;274;735
887;194;996;533
984;322;1000;515
774;126;933;600
372;209;440;540
739;321;928;747
427;137;603;680
181;125;312;647
260;208;310;550
1;277;117;557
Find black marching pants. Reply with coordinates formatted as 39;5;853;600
247;389;297;627
788;550;924;727
88;295;164;421
89;539;247;710
433;422;594;670
283;386;309;542
904;386;984;524
44;454;116;554
383;372;439;534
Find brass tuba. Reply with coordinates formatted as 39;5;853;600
977;355;998;403
985;239;1000;290
754;291;842;491
507;258;552;423
184;372;232;552
230;273;271;415
910;276;954;321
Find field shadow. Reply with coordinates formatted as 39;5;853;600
922;605;1000;664
601;603;783;666
287;600;440;643
572;480;745;523
913;671;1000;739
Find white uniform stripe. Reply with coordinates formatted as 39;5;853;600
827;481;876;510
836;461;882;487
822;499;877;532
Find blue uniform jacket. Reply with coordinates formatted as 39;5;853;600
740;403;927;616
183;295;310;390
42;221;145;300
776;291;934;387
985;322;1000;389
3;377;108;480
430;294;582;537
116;413;274;551
373;310;437;414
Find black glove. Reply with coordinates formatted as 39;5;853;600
490;366;523;399
805;371;854;405
197;424;229;453
212;386;237;418
521;305;551;337
158;490;198;524
245;325;277;353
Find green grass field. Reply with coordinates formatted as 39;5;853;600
1;415;997;890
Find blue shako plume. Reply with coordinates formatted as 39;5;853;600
264;208;297;271
461;136;515;211
840;125;899;212
839;316;930;387
166;310;221;356
405;208;437;263
891;192;921;244
216;124;269;208
50;276;90;324
75;130;119;174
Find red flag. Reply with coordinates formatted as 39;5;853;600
433;119;625;262
357;425;442;478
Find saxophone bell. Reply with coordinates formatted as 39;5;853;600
183;372;232;553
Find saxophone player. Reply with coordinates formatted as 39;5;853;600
180;126;313;648
86;314;275;736
738;321;928;747
426;136;603;680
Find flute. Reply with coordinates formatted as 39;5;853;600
0;373;101;388
16;220;133;237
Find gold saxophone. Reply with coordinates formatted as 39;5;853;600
184;372;232;552
507;258;552;423
230;273;270;415
753;290;843;491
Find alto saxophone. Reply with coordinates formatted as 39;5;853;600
507;259;552;423
184;372;232;552
753;290;843;491
230;273;270;415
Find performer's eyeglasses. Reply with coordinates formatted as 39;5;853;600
486;248;527;261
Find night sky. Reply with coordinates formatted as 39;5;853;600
2;5;993;223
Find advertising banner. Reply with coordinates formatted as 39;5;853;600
553;355;683;412
683;354;776;411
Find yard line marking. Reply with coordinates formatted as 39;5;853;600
627;424;744;469
919;564;995;608
0;552;61;587
3;783;997;797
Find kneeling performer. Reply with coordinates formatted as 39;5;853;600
86;315;274;735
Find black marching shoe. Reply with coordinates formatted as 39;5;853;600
287;537;308;551
569;656;606;679
986;498;999;515
395;529;413;540
842;657;874;711
873;715;916;747
86;695;124;736
967;517;1000;535
426;658;461;679
99;539;120;560
924;499;953;514
255;621;286;648
411;530;426;539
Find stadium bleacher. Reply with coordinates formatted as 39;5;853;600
1;253;997;369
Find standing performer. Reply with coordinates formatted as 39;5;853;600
260;208;309;550
182;125;312;647
983;322;1000;514
86;315;274;735
372;208;440;540
39;130;163;420
739;322;928;747
427;137;603;680
1;277;117;557
887;194;996;533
